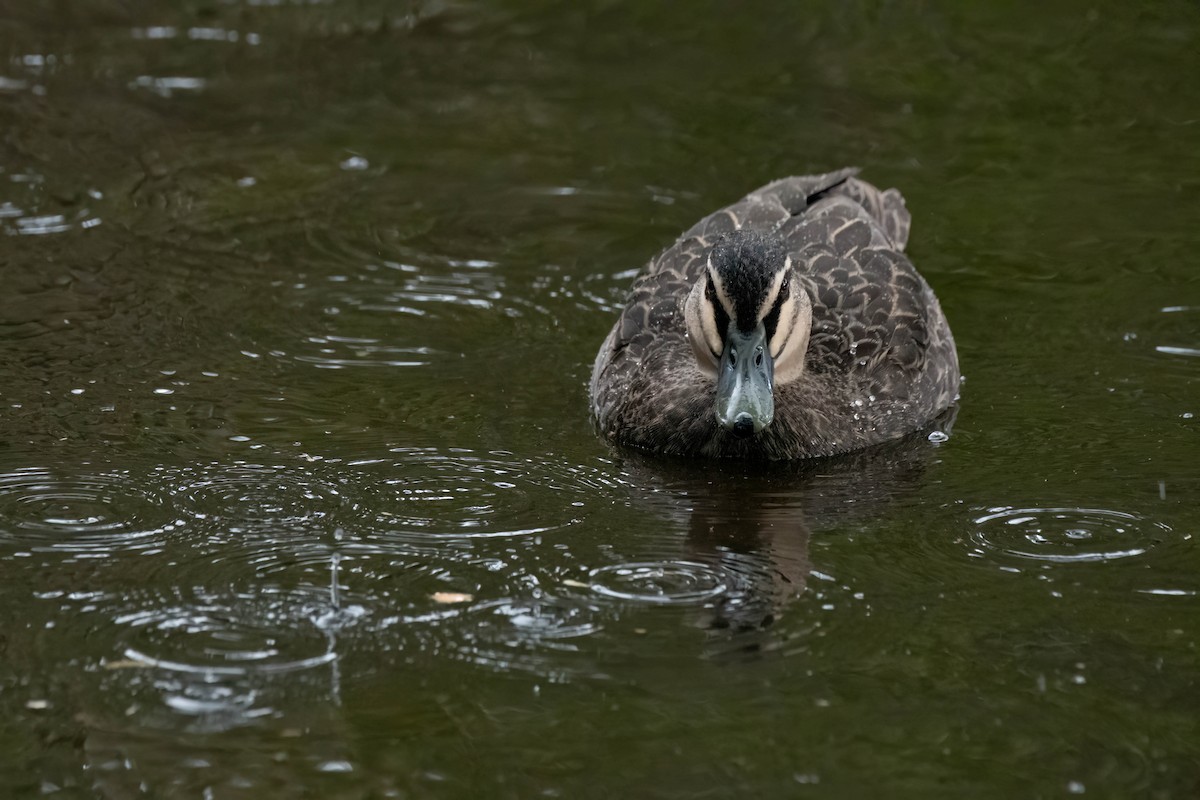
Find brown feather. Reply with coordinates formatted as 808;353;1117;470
590;170;960;460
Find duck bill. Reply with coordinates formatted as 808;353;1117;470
715;324;774;438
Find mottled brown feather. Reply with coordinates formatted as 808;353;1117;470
590;169;959;459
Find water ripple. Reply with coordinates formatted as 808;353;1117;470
171;462;349;531
379;591;607;679
1129;304;1200;379
0;204;103;237
296;229;626;336
585;560;730;605
292;335;436;369
93;583;351;735
285;543;609;678
968;506;1176;567
0;467;185;556
449;595;605;674
361;449;606;541
113;586;341;677
299;235;514;318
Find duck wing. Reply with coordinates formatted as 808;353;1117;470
782;194;933;397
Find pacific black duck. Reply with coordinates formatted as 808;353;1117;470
589;168;960;459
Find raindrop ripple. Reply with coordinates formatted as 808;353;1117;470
968;506;1175;566
0;467;185;555
114;586;338;676
585;560;731;605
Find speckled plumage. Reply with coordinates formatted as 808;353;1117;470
589;168;960;459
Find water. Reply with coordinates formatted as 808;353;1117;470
1;0;1198;796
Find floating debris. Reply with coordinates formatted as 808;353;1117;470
430;591;473;604
102;659;148;671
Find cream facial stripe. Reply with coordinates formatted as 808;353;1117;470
702;259;731;354
765;256;794;356
699;276;723;356
705;258;736;323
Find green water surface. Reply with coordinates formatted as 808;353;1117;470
0;1;1198;797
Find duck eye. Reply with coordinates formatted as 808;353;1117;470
754;348;764;367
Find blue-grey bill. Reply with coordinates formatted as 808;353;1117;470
715;324;774;434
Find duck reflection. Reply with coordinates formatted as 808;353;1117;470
614;411;955;635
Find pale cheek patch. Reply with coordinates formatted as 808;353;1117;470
685;279;722;377
700;292;722;357
771;294;813;387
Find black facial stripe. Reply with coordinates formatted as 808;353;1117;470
705;276;731;342
763;281;788;341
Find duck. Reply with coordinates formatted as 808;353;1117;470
589;167;960;460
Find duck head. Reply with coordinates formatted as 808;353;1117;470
684;230;813;439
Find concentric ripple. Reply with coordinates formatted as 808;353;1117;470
341;541;609;678
450;595;604;673
95;584;351;734
967;506;1174;566
170;462;349;531
363;449;608;541
297;239;515;320
0;467;184;556
292;226;634;348
380;592;607;679
291;334;436;369
113;586;340;676
585;561;730;605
